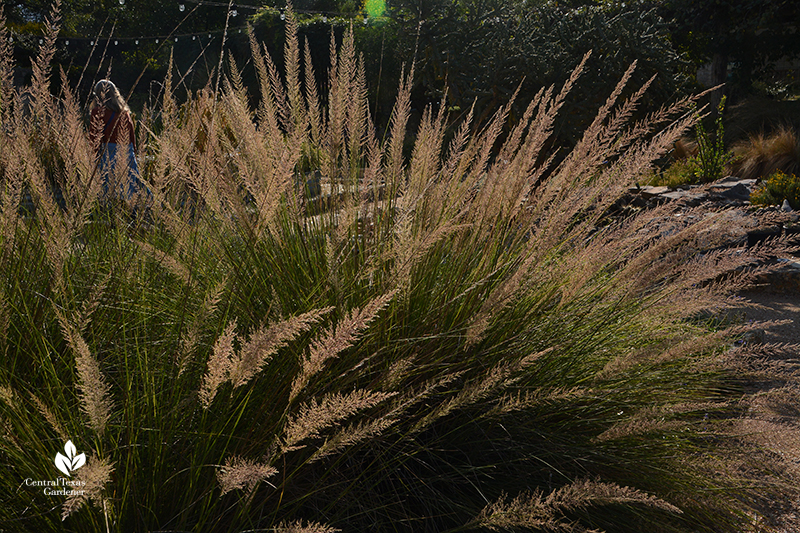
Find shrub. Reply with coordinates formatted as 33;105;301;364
690;96;733;183
648;99;734;188
0;5;795;533
647;137;698;187
647;157;696;187
750;170;800;209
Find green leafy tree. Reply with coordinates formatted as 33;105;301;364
5;0;241;106
6;0;229;38
384;1;690;145
656;0;800;97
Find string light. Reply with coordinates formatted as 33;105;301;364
17;33;230;48
168;2;373;20
4;5;384;51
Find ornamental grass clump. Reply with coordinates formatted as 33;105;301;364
731;125;800;181
1;3;798;533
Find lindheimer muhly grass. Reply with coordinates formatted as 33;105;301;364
0;2;798;532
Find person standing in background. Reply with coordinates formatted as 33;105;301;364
89;79;149;203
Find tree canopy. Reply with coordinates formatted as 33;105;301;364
6;0;229;37
656;0;800;94
4;0;798;120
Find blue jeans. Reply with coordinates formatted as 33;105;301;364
99;143;150;201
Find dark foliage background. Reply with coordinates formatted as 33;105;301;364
4;0;798;145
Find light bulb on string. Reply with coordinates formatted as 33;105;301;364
118;0;124;4
155;38;159;43
192;35;196;40
231;4;238;17
363;14;368;24
179;4;185;11
65;40;69;45
90;40;94;45
114;40;118;45
322;15;327;22
39;38;43;44
174;37;178;42
135;39;139;44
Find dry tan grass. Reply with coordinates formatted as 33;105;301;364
217;456;278;496
200;307;332;408
289;291;395;401
732;125;800;180
475;480;681;531
54;310;114;435
61;456;115;520
672;137;699;160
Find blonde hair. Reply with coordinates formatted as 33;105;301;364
92;79;130;113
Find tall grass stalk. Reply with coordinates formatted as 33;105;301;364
0;4;795;532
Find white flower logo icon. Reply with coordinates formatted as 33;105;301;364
54;440;86;477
